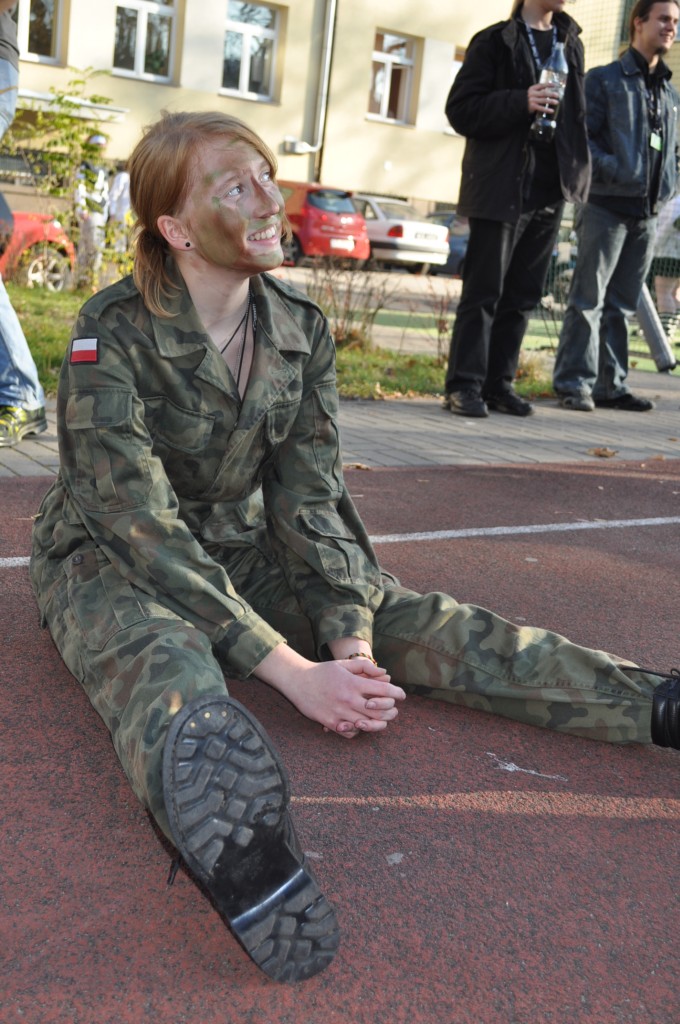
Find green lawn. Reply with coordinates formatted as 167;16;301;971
372;305;664;377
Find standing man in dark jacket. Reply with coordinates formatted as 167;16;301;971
443;0;590;418
553;0;680;412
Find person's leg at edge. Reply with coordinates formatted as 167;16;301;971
484;202;563;412
0;275;45;411
593;214;657;404
0;274;47;445
0;56;18;140
553;204;628;405
444;217;516;415
0;59;46;440
654;268;680;340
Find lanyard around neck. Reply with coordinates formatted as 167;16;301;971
522;21;557;75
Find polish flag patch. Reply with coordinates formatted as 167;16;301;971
70;337;99;364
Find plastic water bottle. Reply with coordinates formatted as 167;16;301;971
530;41;568;144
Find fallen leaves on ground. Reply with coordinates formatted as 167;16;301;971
587;446;618;458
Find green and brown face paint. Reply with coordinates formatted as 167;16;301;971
184;139;284;273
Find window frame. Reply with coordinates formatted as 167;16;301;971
112;0;176;84
220;1;279;103
367;29;417;124
15;0;62;66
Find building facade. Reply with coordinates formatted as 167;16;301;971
8;0;676;210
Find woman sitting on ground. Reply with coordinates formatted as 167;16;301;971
30;110;680;984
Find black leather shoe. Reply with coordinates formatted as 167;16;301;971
651;671;680;750
593;393;655;412
485;390;535;417
443;390;489;417
0;405;48;447
163;695;340;982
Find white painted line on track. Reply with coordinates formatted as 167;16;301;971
368;515;680;545
2;515;679;570
292;792;680;819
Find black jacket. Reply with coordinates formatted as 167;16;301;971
446;11;591;222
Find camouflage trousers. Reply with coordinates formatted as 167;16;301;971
31;543;659;843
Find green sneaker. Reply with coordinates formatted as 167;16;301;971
0;405;48;447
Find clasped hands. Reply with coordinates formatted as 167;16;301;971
255;640;406;740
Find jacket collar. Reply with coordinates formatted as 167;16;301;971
149;259;312;414
150;259;313;361
621;45;673;81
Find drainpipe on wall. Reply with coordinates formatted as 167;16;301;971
282;0;336;179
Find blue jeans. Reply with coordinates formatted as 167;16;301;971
0;58;44;411
553;203;657;399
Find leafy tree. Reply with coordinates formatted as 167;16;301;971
2;67;113;201
1;67;133;288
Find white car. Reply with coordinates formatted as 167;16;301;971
351;193;450;274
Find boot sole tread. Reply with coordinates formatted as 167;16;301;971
163;695;340;982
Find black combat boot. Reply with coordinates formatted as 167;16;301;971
162;694;340;982
651;671;680;750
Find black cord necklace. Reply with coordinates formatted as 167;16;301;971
233;300;250;392
218;302;249;355
217;290;255;393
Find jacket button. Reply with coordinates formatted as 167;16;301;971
72;554;84;565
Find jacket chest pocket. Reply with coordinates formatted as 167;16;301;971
262;399;299;463
144;397;219;496
206;399;301;500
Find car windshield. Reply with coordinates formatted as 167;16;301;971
307;190;356;214
378;202;421;221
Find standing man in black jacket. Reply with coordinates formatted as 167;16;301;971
443;0;591;418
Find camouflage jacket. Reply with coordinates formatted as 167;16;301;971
32;265;383;677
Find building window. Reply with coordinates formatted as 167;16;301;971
368;30;416;123
222;1;277;101
113;0;175;81
15;0;61;63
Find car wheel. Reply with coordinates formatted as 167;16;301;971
361;248;381;272
15;244;73;291
282;235;303;266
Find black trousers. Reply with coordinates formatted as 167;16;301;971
445;203;563;395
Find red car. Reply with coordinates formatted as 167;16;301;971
277;180;370;265
0;200;76;291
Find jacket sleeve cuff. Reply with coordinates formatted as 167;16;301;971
315;607;375;659
213;609;287;679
